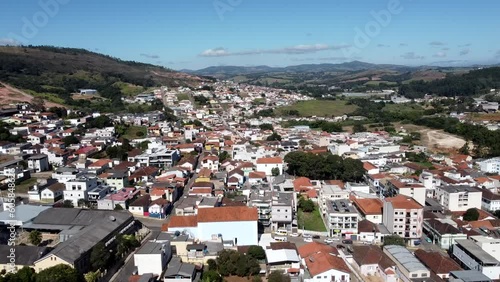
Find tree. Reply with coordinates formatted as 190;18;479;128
271;167;280;176
463;208;480;221
298;197;315;212
352;122;367;133
252;276;263;282
84;270;100;282
29;230;42;246
90;242;110;271
62;200;74;208
202;270;221;282
259;123;274;131
219;151;230;163
15;266;36;282
266;132;282;141
383;235;406;246
207;259;217;271
62;136;80;147
268;270;291;282
35;264;81;282
247;245;266;260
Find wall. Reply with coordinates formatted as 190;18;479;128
198;221;258;245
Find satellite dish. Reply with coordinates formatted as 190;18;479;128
109;216;116;221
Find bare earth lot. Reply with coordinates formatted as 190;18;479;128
0;83;65;108
422;129;466;151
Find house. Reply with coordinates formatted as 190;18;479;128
297;242;351;282
352;197;383;224
0;245;48;273
129;194;152;216
382;195;423;246
134;241;172;276
39;182;65;203
271;192;294;231
163;257;197;282
97;187;140;210
148;198;171;219
436;185;482;212
164;206;258;245
423;218;467;250
383;245;430;281
265;242;301;275
248;171;267;185
227;168;245;186
63;177;99;207
128;166;159;184
256;157;283;176
27;154;49;172
357;219;388;244
363;162;380;175
351;245;397;282
201;155;219;173
481;189;500;212
414;249;462;280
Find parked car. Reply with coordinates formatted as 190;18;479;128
289;233;300;237
414;240;421;246
425;237;432;243
324;238;334;244
342;239;353;244
312;235;320;239
303;233;312;238
304;237;313;242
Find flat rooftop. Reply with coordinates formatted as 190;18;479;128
136;241;165;255
326;199;357;214
455;239;499;264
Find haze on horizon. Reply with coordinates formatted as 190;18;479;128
1;0;499;70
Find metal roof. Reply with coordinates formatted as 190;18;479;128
265;248;300;264
455;239;499;264
384;245;428;273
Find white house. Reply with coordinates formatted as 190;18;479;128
165;206;258;245
298;242;351;282
27;154;49;172
63;177;99;206
436;185;482;212
256;157;283;176
478;157;500;174
482;189;500;212
134;241;172;276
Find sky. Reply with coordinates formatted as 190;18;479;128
1;0;500;70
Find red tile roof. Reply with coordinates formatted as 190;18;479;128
352;198;383;215
384;195;422;210
256;157;283;164
197;206;258;222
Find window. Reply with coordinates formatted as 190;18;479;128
422;273;428;277
411;274;418;278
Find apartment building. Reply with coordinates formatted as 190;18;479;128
436;185;482;212
325;199;359;238
382;195;423;246
478;157;500;174
271;192;294;231
131;148;180;168
387;179;426;206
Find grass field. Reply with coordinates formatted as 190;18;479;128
15;178;38;194
469;112;500;122
277;100;358;117
177;93;189;101
382;103;424;113
123;125;147;139
298;207;327;232
364;80;397;86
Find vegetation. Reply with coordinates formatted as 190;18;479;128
271;167;280;176
61;200;74;208
219;151;230;163
28;230;42;246
62;135;80;147
90;242;110;271
298;207;326;232
259;123;274;131
400;67;500;98
247;245;266;260
268;270;291;282
298;197;315;212
283;119;343;132
463;208;480;221
0;265;82;282
284;151;365;182
383;235;406;246
277;100;357;117
213;249;260;277
266;132;282;141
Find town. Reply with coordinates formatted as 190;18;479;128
0;78;500;282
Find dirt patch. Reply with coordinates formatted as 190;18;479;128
420;129;466;152
0;82;65;108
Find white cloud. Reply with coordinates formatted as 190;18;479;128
429;41;446;46
199;44;351;57
401;52;424;60
459;49;470;56
433;52;447;58
0;38;21;46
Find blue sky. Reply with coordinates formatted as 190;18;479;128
1;0;499;70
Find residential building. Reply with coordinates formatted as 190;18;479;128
134;241;172;276
423;218;467;250
436;185;483;212
271;192;294;231
382;195;423;246
383;245;430;281
63;177;99;207
27;154;49;172
164;257;197;282
478;158;500;174
165;206;258;245
352;197;383;224
256;157;283;176
52;167;83;183
387;179;426;206
97;187;140;210
265;242;301;275
0;245;49;273
351;245;397;282
451;238;500;279
482;189;500;212
324;199;358;238
132;148;180;168
298;242;351;282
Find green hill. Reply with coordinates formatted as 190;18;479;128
0;46;206;111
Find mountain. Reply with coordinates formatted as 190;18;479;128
187;61;414;78
0;46;207;111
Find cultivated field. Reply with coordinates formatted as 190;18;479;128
277;100;358;117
